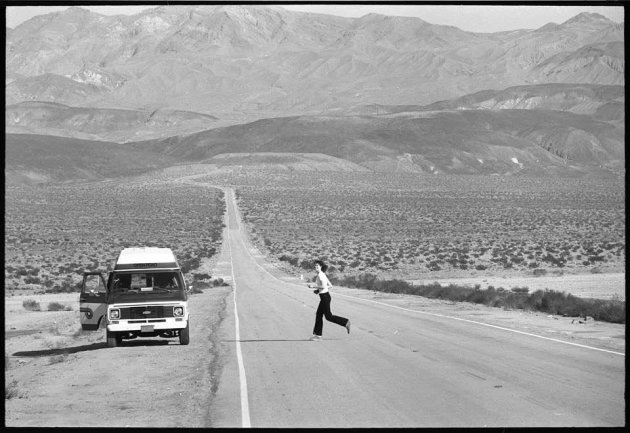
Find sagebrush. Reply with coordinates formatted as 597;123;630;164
330;273;625;324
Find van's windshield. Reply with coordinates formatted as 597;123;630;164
109;271;186;303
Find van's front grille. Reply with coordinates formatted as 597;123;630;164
120;306;173;319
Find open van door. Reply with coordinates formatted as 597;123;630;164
80;272;107;331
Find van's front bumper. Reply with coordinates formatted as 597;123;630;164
107;316;188;332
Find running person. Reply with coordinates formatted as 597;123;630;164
308;260;351;340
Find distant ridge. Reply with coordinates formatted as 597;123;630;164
6;101;220;142
6;5;623;136
126;106;623;177
354;84;624;120
207;153;370;172
5;134;178;184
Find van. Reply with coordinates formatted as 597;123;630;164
79;247;191;347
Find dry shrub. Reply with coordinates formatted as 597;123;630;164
5;380;25;400
47;301;69;311
22;299;41;311
332;273;625;324
48;354;67;365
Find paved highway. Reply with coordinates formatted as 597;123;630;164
204;186;624;428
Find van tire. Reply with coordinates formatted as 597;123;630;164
179;323;190;345
107;330;118;348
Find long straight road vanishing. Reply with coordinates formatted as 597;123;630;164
203;185;624;428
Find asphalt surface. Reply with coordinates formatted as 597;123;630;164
205;187;625;428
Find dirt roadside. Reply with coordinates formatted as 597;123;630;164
4;285;232;427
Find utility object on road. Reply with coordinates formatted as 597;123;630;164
79;247;191;347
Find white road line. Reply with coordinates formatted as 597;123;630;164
224;187;624;358
226;199;251;428
334;292;625;357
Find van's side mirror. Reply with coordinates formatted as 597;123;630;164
187;285;192;293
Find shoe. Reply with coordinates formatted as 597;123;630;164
345;320;351;334
309;335;322;341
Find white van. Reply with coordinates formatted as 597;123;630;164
80;247;191;347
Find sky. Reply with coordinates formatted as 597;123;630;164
5;3;625;33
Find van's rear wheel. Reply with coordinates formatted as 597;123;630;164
179;323;190;345
106;330;119;348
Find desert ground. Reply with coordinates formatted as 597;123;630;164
4;182;625;426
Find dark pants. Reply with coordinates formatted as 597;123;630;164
313;292;349;336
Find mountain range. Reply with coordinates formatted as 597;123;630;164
4;5;625;182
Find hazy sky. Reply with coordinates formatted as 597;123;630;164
5;4;625;33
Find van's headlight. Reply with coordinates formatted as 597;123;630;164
173;306;184;317
109;309;120;320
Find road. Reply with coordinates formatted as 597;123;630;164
206;186;625;427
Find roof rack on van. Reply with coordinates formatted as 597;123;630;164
114;247;180;270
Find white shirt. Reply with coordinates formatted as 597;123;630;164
314;271;332;294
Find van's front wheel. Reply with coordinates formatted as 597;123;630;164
106;330;119;348
179;323;190;345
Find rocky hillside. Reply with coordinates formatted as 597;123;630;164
6;80;623;184
5;101;220;142
126;104;623;177
5;133;178;184
4;6;624;183
7;100;622;185
368;83;623;118
6;6;624;137
207;152;370;172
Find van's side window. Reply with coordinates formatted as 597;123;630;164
85;274;106;294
